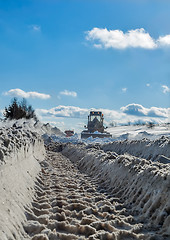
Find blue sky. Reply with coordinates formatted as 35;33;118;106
0;0;170;131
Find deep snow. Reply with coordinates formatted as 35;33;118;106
0;120;169;239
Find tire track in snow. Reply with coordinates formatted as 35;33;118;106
24;151;149;240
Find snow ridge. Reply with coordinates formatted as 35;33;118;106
61;143;170;238
101;136;170;162
0;123;45;239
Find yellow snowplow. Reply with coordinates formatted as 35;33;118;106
81;111;112;139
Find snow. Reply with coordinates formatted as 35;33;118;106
61;142;170;238
108;124;170;140
0;119;169;239
44;124;170;148
0;121;45;239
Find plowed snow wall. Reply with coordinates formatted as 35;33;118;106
101;136;170;161
0;126;45;239
62;144;170;236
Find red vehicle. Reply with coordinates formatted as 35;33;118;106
64;130;74;137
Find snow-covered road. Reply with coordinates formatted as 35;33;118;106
0;121;169;239
24;150;168;240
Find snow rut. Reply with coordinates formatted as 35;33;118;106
24;151;148;240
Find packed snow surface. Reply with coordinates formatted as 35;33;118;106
61;143;170;239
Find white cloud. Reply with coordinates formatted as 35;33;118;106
30;24;41;32
86;28;170;50
121;103;169;118
36;104;170;132
122;88;127;92
36;105;89;119
59;90;77;97
146;83;150;87
36;106;125;124
93;44;102;49
162;85;170;94
37;104;169;121
157;35;170;46
86;28;157;49
4;88;51;99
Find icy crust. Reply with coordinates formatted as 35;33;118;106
101;136;170;162
0;124;45;239
62;143;170;238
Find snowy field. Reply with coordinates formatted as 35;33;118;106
46;123;170;145
0;120;170;239
109;124;170;140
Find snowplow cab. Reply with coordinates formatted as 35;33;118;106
87;111;104;133
81;111;112;139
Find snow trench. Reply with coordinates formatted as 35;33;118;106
61;143;170;238
0;125;45;239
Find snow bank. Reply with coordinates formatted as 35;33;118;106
101;136;170;162
0;123;45;239
61;143;170;238
48;134;170;163
0;119;64;138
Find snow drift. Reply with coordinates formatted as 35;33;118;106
0;123;45;239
